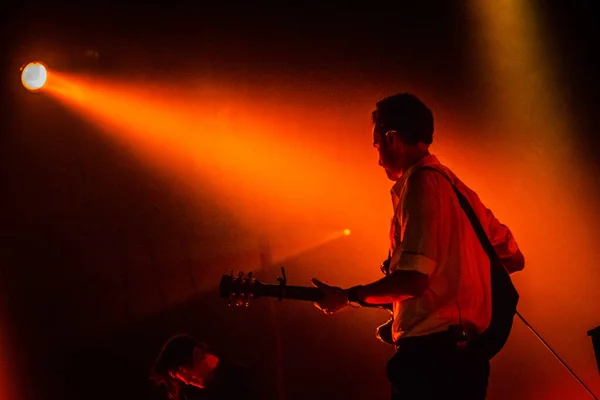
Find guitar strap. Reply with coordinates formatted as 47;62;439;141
387;166;514;342
418;166;504;269
383;166;503;272
420;166;519;356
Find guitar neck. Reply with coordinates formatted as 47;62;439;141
219;274;392;310
257;284;392;310
259;284;321;302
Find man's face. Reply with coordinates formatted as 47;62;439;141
170;347;219;388
372;126;405;181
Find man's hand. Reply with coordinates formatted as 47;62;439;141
311;278;349;315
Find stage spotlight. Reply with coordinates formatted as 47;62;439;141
21;62;48;91
344;229;351;236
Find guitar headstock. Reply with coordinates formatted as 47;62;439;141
219;271;263;307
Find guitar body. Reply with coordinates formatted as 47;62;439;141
371;260;519;355
475;259;519;359
375;314;395;345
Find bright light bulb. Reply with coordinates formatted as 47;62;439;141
21;62;48;91
344;229;351;236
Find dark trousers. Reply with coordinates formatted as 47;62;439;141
386;329;490;400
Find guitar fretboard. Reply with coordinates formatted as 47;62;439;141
259;284;321;302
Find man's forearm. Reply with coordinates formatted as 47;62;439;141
350;270;428;305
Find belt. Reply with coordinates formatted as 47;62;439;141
394;325;470;351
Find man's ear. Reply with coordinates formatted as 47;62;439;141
385;130;399;145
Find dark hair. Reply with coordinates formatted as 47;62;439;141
150;334;210;400
371;93;434;145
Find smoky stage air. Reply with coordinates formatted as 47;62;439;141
2;2;599;400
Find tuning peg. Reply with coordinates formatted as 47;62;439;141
245;290;255;307
245;272;256;285
235;296;245;307
277;267;287;284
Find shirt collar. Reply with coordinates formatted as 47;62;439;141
390;154;441;199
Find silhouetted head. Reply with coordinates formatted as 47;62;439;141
150;334;219;399
372;93;434;180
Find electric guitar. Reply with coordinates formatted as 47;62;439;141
218;268;395;345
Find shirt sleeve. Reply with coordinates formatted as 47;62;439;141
480;205;519;260
390;169;443;276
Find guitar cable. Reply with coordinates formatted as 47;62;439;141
454;282;597;398
514;310;598;399
457;296;597;398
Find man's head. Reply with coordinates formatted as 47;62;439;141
151;334;219;398
372;93;434;181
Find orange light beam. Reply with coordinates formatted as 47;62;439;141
42;71;388;254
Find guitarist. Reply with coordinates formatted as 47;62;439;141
312;93;525;400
